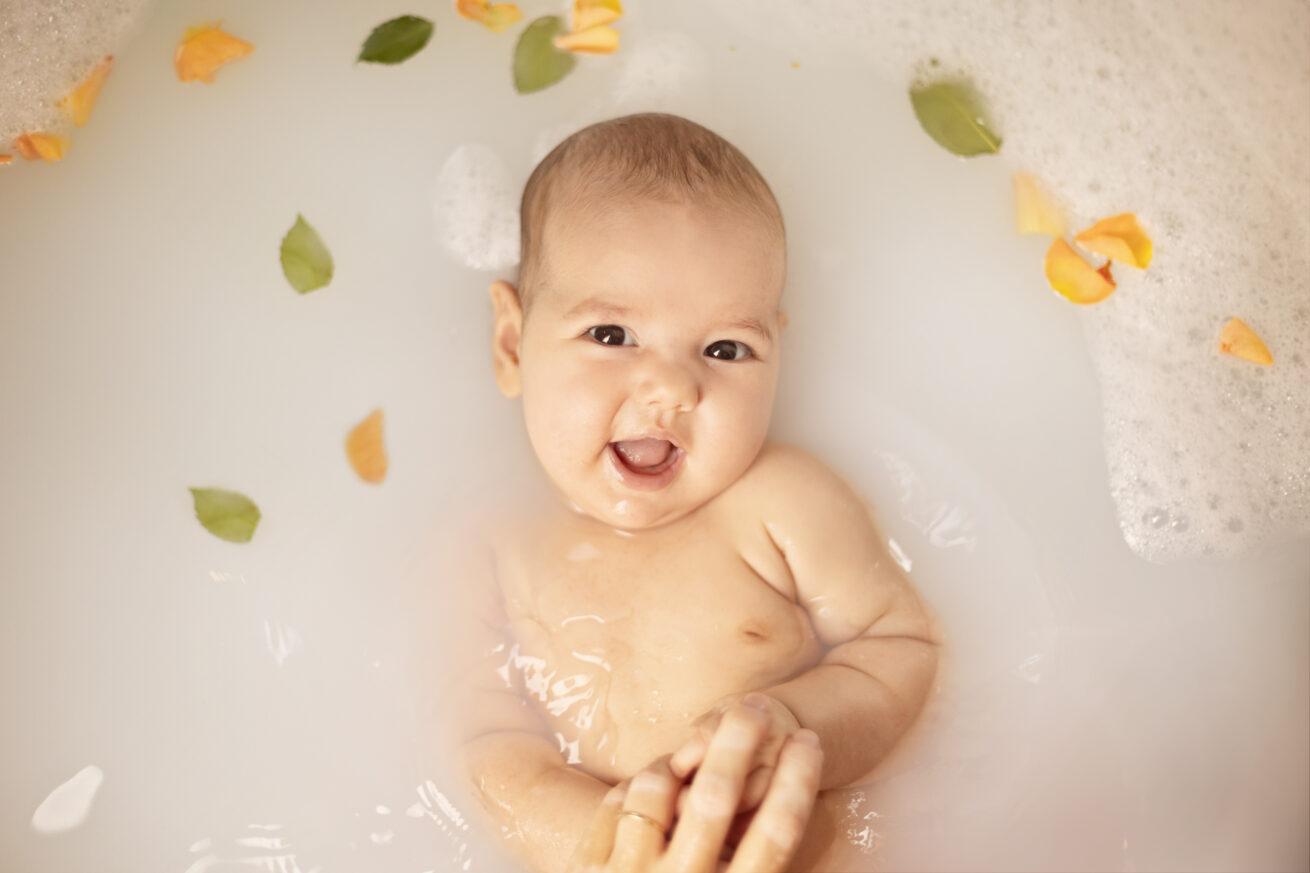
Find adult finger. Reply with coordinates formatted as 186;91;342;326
570;783;627;870
670;732;709;779
726;731;823;873
737;766;772;813
611;757;679;872
664;703;769;871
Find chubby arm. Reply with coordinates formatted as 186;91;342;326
440;542;611;873
753;445;941;789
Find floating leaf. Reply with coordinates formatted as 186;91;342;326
1013;172;1065;237
1044;238;1115;304
1074;212;1152;269
13;133;67;162
280;214;334;294
456;0;523;33
909;79;1002;157
358;16;434;64
346;409;388;484
59;55;114;126
175;22;253;83
514;16;576;94
1218;317;1273;366
190;487;261;543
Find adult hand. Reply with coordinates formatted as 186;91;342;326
670;692;801;815
566;701;823;873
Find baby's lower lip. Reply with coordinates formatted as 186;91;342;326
607;443;685;491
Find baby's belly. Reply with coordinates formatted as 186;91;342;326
510;597;821;782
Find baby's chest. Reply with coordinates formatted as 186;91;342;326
502;530;820;706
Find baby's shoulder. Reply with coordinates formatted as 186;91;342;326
727;441;861;511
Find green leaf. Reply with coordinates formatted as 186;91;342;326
909;79;1003;157
358;15;434;64
514;16;575;94
190;487;261;543
280;214;333;294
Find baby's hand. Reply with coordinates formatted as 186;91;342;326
670;692;802;814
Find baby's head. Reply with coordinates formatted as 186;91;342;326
489;112;787;530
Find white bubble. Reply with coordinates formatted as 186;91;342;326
432;144;520;273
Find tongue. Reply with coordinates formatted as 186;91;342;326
614;439;673;469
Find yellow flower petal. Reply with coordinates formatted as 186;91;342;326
553;25;620;54
1074;212;1152;269
1218;317;1273;366
13;133;68;162
346;409;388;484
58;55;114;127
1044;238;1116;304
572;0;622;31
175;23;254;83
456;0;522;31
1013;171;1065;237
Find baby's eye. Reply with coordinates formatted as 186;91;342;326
587;324;635;347
704;340;754;362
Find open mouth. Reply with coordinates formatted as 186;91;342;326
607;439;685;491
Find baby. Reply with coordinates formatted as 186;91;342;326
447;112;941;873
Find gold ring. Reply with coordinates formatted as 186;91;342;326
620;810;667;834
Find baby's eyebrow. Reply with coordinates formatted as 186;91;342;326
563;296;633;320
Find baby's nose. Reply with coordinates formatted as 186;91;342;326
633;356;700;414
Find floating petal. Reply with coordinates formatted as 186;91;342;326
13;133;67;162
58;55;113;126
553;25;619;54
175;23;254;83
1218;317;1273;366
0;154;12;166
572;0;622;30
1074;212;1152;268
1013;172;1065;237
1044;238;1116;304
346;409;389;484
456;0;523;32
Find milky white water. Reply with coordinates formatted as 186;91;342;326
2;1;1307;871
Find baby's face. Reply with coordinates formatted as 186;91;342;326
506;199;785;530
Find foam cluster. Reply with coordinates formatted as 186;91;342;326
0;0;153;148
708;0;1310;561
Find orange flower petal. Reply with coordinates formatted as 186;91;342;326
346;409;388;484
553;25;620;54
1074;212;1152;269
0;154;12;166
1013;172;1065;237
456;0;522;31
1218;317;1273;366
572;0;622;31
175;23;254;83
13;133;68;162
58;55;114;126
1044;238;1116;304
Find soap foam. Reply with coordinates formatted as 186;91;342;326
0;0;154;148
706;0;1310;561
432;144;520;272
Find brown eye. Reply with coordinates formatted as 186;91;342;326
587;325;632;346
705;340;753;361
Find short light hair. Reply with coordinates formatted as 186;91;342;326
517;112;785;310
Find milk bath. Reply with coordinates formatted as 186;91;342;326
1;1;1307;871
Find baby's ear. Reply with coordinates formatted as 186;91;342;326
488;279;524;398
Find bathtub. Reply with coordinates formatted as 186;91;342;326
1;1;1306;871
